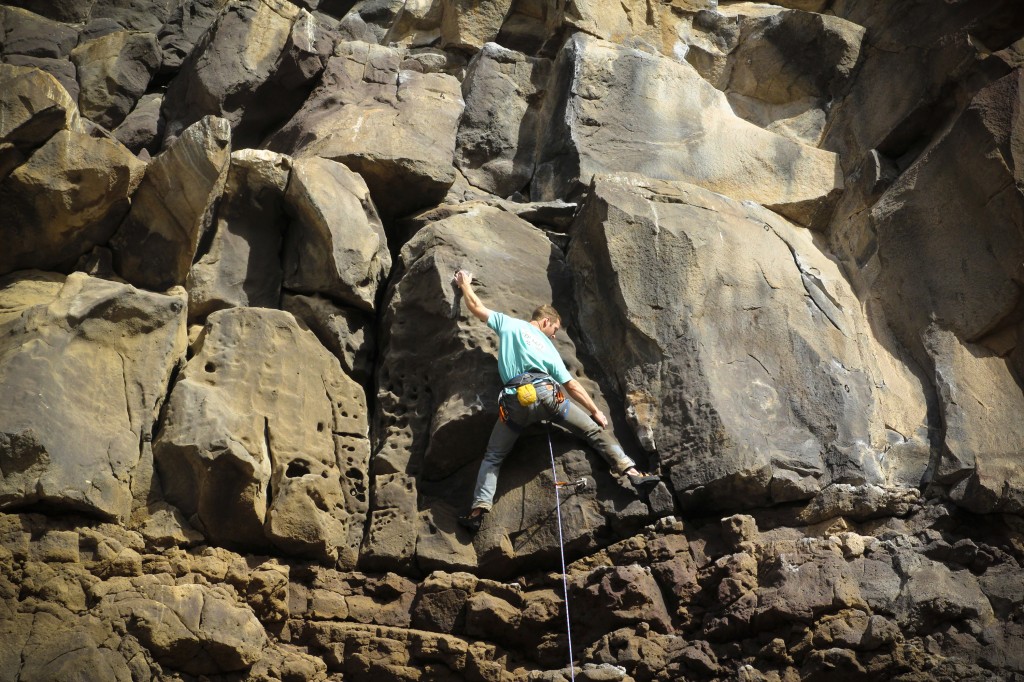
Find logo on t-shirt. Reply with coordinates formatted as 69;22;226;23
522;328;546;353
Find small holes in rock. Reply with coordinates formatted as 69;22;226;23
317;422;325;432
205;362;216;372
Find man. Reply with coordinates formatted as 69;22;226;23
453;269;658;532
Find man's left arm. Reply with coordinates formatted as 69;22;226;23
562;379;608;428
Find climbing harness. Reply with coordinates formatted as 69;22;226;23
547;425;578;682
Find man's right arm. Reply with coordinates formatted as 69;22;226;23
454;270;492;323
563;379;608;428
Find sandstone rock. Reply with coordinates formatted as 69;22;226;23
9;609;133;682
3;0;95;23
1;54;80;105
71;30;161;130
411;570;477;633
282;293;376;383
365;204;648;574
98;576;268;674
440;0;513;52
0;272;187;522
158;0;231;75
455;43;552;198
281;156;391;312
925;328;1024;514
0;127;145;276
383;0;443;48
337;0;407;44
0;6;78;60
162;0;333;147
111;115;231;292
573;565;674;643
567;175;930;512
0;64;82;180
187;149;292;320
532;34;842;228
154;307;370;565
266;41;464;223
112;92;164;155
90;0;179;33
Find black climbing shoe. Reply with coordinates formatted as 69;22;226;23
458;512;484;532
628;473;660;489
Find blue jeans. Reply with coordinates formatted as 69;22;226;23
470;382;636;511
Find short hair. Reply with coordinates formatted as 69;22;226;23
531;304;561;324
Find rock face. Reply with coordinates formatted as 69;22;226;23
0;272;187;521
154;307;369;565
1;0;1024;680
567;175;931;510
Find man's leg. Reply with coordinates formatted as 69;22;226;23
558;400;636;475
469;417;521;512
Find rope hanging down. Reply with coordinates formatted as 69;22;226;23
547;426;581;682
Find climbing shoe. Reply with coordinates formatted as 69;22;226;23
458;511;484;532
627;473;660;489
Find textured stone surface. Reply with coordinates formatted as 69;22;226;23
71;30;161;130
266;40;464;223
533;35;843;228
0;272;187;521
154;307;369;565
187;148;292;320
567;175;930;511
111;115;232;291
281;156;391;312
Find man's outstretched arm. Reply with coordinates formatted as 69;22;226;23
453;269;492;323
563;379;608;428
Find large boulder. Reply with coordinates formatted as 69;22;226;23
153;307;370;566
70;30;161;130
0;64;82;181
96;576;268;674
266;41;464;224
532;34;843;228
0;6;78;60
0;129;146;277
282;156;392;313
111;115;232;292
0;272;187;521
455;43;552;198
187;148;292;320
161;0;335;147
157;0;231;75
566;175;930;512
365;204;653;575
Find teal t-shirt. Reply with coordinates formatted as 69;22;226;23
487;312;572;385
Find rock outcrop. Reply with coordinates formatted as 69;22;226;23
1;0;1024;679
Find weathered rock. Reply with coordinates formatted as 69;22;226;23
926;328;1024;514
714;6;865;146
97;576;268;674
440;0;513;52
573;565;674;642
3;0;95;23
1;54;80;104
0;6;78;60
71;30;161;130
161;0;334;148
0;64;82;181
281;156;391;312
0;128;145;277
382;0;443;48
0;272;187;521
532;34;842;228
187;149;292;320
112;92;164;155
266;41;464;223
6;609;133;681
336;0;406;44
111;115;232;292
567;175;930;512
455;43;552;198
365;205;648;574
281;293;376;383
158;0;231;75
154;307;369;565
89;0;179;33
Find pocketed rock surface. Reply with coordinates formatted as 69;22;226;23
1;0;1023;679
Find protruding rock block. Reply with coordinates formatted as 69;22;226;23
282;156;392;313
533;35;843;228
153;307;370;565
567;174;930;511
111;115;231;292
267;41;464;223
70;30;161;129
187;149;292;320
0;272;187;522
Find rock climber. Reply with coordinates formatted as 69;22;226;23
453;269;659;533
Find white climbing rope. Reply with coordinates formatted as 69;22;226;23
547;427;577;682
